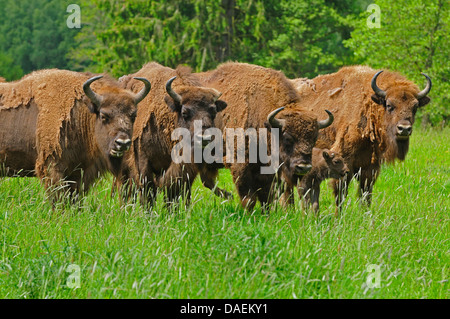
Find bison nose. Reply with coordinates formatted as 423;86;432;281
396;124;412;137
294;164;312;176
115;138;131;151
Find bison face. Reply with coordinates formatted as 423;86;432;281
83;76;151;168
93;95;136;160
265;107;333;186
322;149;350;179
164;77;227;148
371;71;431;159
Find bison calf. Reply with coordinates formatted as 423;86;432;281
297;148;349;214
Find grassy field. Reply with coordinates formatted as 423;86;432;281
0;127;448;299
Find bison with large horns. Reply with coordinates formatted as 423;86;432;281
0;69;150;202
117;62;228;206
195;62;334;211
291;65;432;211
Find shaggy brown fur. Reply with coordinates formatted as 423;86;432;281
0;77;5;83
196;62;333;211
118;62;227;206
292;65;431;209
297;148;349;214
0;69;148;202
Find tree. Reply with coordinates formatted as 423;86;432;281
0;52;23;81
71;0;366;79
0;0;81;80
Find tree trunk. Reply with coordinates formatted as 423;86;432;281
421;113;431;129
220;0;235;62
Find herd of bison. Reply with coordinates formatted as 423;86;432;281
0;61;432;215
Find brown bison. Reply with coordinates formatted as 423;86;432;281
0;69;150;201
297;147;349;214
291;65;432;210
196;62;334;211
118;62;228;206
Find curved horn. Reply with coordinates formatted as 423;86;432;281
132;77;151;104
213;90;222;102
371;70;387;98
318;110;334;129
83;75;103;106
417;73;432;99
267;107;286;129
165;76;182;104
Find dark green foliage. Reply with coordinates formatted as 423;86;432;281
0;0;447;124
0;0;81;80
71;0;367;78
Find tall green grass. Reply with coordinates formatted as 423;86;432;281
0;127;448;298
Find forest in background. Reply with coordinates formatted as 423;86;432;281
0;0;447;125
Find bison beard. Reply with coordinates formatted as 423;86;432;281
395;139;410;161
292;65;431;212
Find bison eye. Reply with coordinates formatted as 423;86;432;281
283;134;294;146
100;113;111;123
181;108;191;120
386;104;395;113
333;159;342;165
130;112;137;122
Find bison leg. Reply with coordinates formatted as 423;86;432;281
139;175;157;208
279;184;294;207
255;173;281;214
257;179;276;214
299;178;320;215
357;166;379;207
299;185;311;211
133;151;157;208
231;163;278;213
310;182;321;215
231;164;259;211
40;166;81;206
331;174;351;216
159;163;197;209
113;164;142;204
200;167;233;199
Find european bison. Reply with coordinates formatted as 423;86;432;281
297;147;349;214
291;65;432;210
0;69;150;202
118;62;227;206
196;62;334;211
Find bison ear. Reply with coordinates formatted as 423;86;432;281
164;95;181;112
418;96;430;107
88;103;99;114
215;100;227;112
371;94;385;105
83;97;100;115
